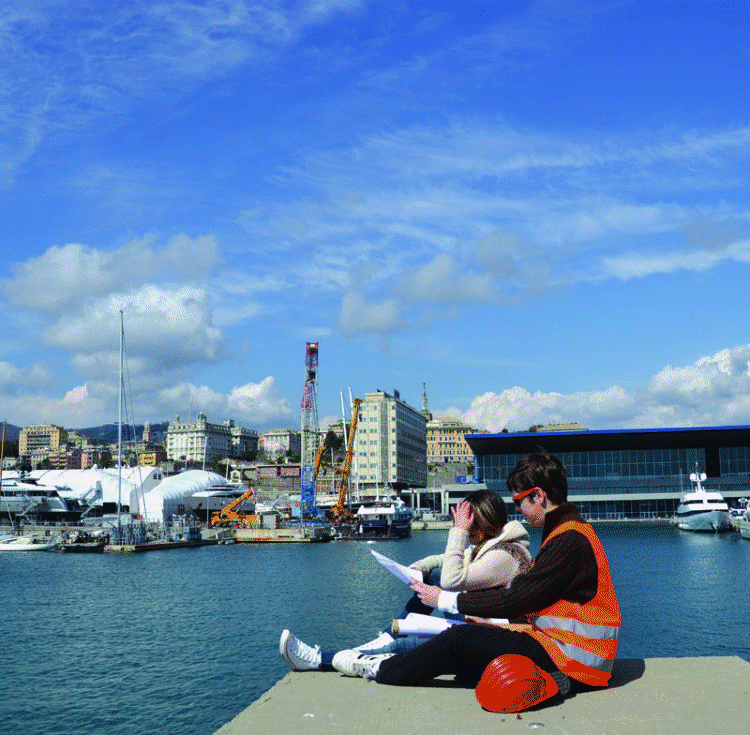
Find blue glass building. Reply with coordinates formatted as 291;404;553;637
466;425;750;520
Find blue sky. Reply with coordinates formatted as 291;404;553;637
1;0;750;434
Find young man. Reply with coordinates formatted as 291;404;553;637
331;453;621;713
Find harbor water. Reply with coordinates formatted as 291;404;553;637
2;523;749;735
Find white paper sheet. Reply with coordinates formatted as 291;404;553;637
392;612;464;636
370;549;423;585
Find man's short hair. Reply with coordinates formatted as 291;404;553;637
506;453;568;505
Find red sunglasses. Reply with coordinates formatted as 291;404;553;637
512;486;541;506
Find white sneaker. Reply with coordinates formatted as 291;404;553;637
331;650;394;680
355;631;395;653
279;629;322;671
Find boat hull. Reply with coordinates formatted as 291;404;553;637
0;538;59;551
738;517;750;540
61;540;106;553
675;510;732;532
354;515;412;538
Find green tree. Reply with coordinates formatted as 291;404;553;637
210;455;226;475
2;440;19;457
322;428;343;462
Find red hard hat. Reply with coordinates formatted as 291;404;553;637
475;655;560;713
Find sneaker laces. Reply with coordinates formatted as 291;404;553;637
292;641;320;666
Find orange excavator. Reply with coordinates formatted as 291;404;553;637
210;486;256;527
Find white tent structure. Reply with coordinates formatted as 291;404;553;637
136;470;228;523
117;466;165;497
28;468;140;512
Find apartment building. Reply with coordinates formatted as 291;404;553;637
165;412;259;463
19;424;68;455
259;429;301;460
426;416;480;465
354;390;427;494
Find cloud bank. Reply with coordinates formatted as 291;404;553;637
452;344;750;433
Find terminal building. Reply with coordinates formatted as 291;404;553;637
466;425;750;520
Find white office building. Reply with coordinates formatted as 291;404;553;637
259;429;301;460
354;390;427;494
166;413;259;464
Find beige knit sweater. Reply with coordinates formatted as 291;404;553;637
408;520;532;592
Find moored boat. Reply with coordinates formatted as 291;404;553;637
60;530;107;553
738;506;750;540
0;476;83;524
729;497;748;526
673;471;731;533
0;535;60;551
354;497;412;538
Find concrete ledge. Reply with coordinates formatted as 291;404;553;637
214;657;750;735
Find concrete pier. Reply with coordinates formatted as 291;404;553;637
214;656;750;735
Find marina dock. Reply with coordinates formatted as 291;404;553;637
213;656;750;735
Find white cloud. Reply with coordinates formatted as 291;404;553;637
0;373;294;430
0;361;54;394
1;234;222;311
2;383;108;429
337;293;401;335
46;284;225;382
594;238;750;283
398;253;497;304
157;376;292;427
455;344;750;433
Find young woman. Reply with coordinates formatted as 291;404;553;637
279;489;532;672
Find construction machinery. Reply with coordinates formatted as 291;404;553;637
328;397;362;525
300;342;320;518
210;486;256;527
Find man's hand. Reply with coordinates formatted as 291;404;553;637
408;579;441;608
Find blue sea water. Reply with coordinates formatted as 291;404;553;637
2;524;749;735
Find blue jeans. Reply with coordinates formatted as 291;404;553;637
320;568;461;669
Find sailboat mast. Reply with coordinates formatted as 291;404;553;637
117;310;124;526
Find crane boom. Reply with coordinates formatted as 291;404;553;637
331;397;362;524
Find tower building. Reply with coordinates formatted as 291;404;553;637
354;389;427;494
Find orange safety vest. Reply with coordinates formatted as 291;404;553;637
525;521;621;687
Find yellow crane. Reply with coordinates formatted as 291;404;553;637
330;397;362;525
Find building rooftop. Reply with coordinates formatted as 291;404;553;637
466;423;750;455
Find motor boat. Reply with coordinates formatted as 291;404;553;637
729;497;748;524
1;476;83;523
60;529;108;553
0;535;60;551
738;505;750;540
355;497;412;538
674;472;731;533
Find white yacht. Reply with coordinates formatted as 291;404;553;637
737;504;750;540
674;472;731;533
186;484;256;518
355;497;412;538
0;535;60;552
729;497;748;524
0;476;81;523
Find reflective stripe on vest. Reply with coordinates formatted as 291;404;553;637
525;520;621;686
531;615;620;641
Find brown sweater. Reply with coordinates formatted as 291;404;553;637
456;503;599;621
